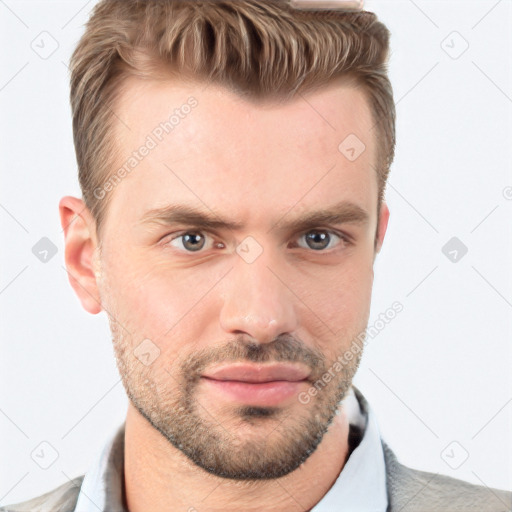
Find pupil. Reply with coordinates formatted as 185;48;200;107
183;233;205;251
306;231;329;250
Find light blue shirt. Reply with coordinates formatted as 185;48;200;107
74;386;388;512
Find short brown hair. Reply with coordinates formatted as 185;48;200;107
69;0;395;239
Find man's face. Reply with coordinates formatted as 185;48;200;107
90;77;388;479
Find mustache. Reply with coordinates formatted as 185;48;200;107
181;334;326;381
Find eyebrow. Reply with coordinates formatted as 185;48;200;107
138;200;370;233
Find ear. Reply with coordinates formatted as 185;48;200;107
374;201;390;257
59;196;103;314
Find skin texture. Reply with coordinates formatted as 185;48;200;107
59;77;390;512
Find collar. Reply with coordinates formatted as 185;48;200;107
74;385;387;512
310;386;388;511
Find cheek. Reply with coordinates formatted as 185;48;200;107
100;252;222;352
304;256;374;343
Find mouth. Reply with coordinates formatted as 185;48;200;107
201;362;311;383
200;363;310;406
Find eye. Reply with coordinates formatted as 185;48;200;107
162;229;350;254
295;230;348;251
167;231;220;252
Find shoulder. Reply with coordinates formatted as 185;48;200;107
0;476;84;512
382;441;511;512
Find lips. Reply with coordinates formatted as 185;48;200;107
201;363;310;383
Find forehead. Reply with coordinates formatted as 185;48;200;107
105;76;378;229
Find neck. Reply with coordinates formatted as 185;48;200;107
124;402;350;512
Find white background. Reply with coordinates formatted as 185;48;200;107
1;0;511;506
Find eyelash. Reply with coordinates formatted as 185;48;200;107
161;229;352;254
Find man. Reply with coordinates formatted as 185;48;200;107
2;0;510;511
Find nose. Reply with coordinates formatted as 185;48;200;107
219;246;299;344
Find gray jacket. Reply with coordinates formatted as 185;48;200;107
1;442;510;512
